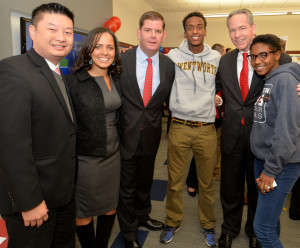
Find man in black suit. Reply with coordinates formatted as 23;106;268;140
117;11;175;248
0;3;76;248
216;9;293;248
215;9;262;248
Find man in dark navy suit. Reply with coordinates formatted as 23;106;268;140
117;11;175;248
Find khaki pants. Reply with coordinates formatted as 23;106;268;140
214;126;222;177
165;122;217;229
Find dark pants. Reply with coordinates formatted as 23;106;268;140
220;125;258;238
2;199;75;248
117;137;156;241
290;177;300;220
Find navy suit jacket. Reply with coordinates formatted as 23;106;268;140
119;48;175;159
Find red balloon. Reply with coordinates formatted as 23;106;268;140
104;20;118;33
163;47;170;54
110;16;121;30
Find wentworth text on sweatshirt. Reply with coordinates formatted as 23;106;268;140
167;40;220;122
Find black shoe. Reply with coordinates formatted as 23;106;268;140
289;212;300;220
124;239;141;248
138;218;165;231
249;235;261;248
187;188;197;197
218;233;232;248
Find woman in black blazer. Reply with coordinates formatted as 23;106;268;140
67;27;122;248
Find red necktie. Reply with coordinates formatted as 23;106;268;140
240;53;249;125
55;67;61;75
143;58;153;107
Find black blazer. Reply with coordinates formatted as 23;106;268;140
119;48;175;159
0;48;76;214
67;69;121;156
216;49;264;154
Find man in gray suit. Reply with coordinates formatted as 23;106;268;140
117;11;175;248
0;3;76;248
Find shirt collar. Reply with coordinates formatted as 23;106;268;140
239;50;250;55
137;45;159;63
44;59;60;72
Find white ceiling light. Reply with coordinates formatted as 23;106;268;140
253;12;287;16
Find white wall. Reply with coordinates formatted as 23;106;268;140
113;0;155;46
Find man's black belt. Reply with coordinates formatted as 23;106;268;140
171;117;214;127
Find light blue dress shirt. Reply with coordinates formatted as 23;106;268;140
136;45;160;97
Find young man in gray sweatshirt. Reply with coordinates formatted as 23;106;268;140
160;12;220;247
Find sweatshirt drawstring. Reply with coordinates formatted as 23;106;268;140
201;56;206;86
178;48;207;93
192;54;196;92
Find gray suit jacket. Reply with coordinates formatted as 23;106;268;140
119;48;175;159
0;48;76;214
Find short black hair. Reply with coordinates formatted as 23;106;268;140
250;34;281;52
32;2;74;26
182;12;207;31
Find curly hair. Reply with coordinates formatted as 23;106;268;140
250;34;281;52
73;27;122;76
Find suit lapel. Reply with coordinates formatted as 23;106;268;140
28;49;74;123
230;49;244;105
247;72;261;100
126;49;144;105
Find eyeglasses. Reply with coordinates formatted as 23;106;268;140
247;51;276;62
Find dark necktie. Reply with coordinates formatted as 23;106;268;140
240;53;249;125
143;58;153;107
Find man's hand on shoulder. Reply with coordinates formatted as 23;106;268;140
120;46;133;54
21;200;49;228
297;83;300;96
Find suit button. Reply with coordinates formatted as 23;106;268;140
72;155;76;160
70;133;75;137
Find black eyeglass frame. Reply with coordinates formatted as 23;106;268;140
247;51;277;62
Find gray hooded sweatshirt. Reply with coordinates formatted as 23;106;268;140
167;40;220;122
250;63;300;178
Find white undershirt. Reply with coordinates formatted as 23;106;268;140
45;59;60;73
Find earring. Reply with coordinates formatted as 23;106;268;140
112;60;115;66
89;59;93;65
